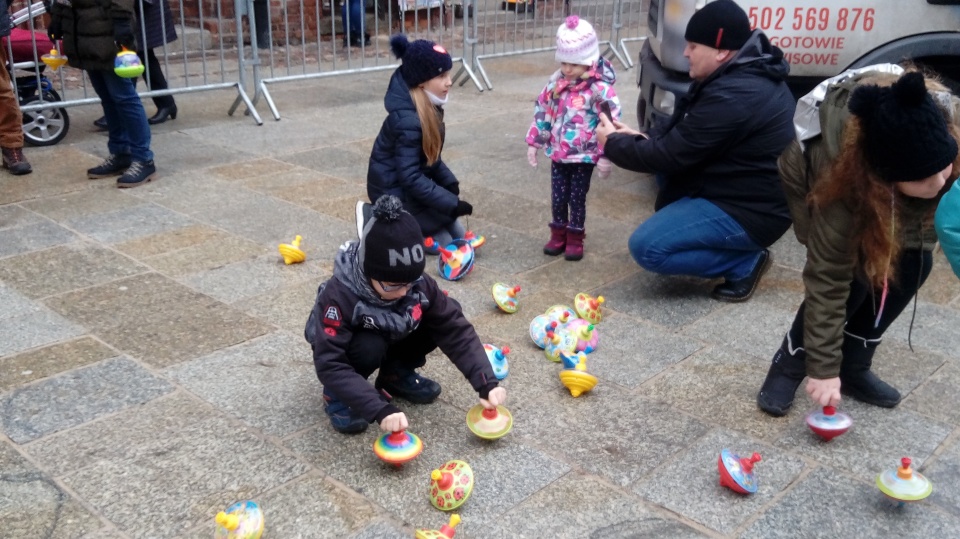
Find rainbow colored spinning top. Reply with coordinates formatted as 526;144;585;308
492;283;521;313
876;457;933;504
214;500;264;539
529;315;558;349
806;406;852;441
718;449;762;495
426;238;475;281
278;235;306;264
373;430;423;466
429;460;474;511
466;404;513;440
463;230;485;249
574;293;605;324
564;318;599;353
558;352;598;397
416;514;462;539
484;344;510;380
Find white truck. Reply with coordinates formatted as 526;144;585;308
637;0;960;129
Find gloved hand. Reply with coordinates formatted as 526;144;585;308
453;200;473;217
113;18;136;50
47;17;62;42
596;157;612;179
527;146;538;168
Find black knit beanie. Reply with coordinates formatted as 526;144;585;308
684;0;751;50
390;34;453;89
359;195;426;284
849;72;958;183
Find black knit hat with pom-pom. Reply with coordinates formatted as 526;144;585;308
849;71;958;183
359;195;426;284
390;34;453;89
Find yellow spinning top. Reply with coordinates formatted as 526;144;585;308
278;235;306;264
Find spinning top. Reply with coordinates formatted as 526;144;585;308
544;329;577;363
544;304;576;324
416;514;462;539
558;353;598;397
466;404;513;440
214;500;264;539
426;238;475;281
429;460;474;511
463;231;485;249
484;344;510;380
564;318;599;353
492;283;521;313
718;449;762;494
806;406;852;441
278;235;306;265
574;293;605;324
559;350;587;370
114;46;145;78
41;49;68;71
529;315;558;349
876;457;933;504
373;430;423;466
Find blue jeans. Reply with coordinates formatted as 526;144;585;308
87;70;153;162
341;0;365;39
629;197;764;281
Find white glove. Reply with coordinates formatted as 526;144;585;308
527;146;539;168
597;157;612;179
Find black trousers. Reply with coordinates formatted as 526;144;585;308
137;48;175;109
346;325;438;379
787;249;933;345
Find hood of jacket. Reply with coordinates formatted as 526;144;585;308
694;30;790;92
384;69;416;115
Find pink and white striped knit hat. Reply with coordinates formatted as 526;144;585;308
555;15;599;66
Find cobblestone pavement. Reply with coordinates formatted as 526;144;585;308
2;53;960;538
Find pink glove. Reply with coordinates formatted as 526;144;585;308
527;146;539;168
597;157;612;179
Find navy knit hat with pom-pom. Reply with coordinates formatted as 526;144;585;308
359;195;426;283
849;72;958;183
390;34;453;89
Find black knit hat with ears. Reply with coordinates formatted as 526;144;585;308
849;72;959;183
390;34;453;89
359;195;426;284
684;0;752;50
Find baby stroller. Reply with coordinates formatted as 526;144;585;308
3;26;70;146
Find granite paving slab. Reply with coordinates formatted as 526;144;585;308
0;242;147;299
748;263;805;309
462;183;552;234
207;157;298;181
0;147;100;204
19;186;144;222
0;337;118;393
0;441;105;538
634;428;807;535
136;130;252;174
519;248;640;299
1;357;173;443
471;222;561;275
112;223;237;258
490;472;709;539
43;273;272;368
63;202;197;245
179;254;328;304
0;283;39;320
590;311;703;389
0;204;44;230
925;434;960;518
0;219;78;259
886;301;960;361
918;249;960;305
350;519;411;539
774;399;952;483
138;233;272;278
233;278;326;334
641;347;795;442
166;332;322;438
904;360;960;426
455;154;544;203
740;466;960;538
279;144;371;177
680;301;798;361
596;271;724;329
867;339;950;398
0;308;86;358
767;230;808;272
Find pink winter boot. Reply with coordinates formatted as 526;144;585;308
565;227;584;261
544;222;566;256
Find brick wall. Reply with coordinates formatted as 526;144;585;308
175;0;325;46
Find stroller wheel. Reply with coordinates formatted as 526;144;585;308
21;92;70;147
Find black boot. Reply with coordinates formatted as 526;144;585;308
839;331;901;408
757;331;807;416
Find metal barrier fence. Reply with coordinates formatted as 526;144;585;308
5;0;646;143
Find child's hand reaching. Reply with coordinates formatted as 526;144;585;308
527;146;539;168
480;387;507;409
379;412;409;432
596;157;612;179
805;377;841;408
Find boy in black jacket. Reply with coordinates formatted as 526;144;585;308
305;195;506;434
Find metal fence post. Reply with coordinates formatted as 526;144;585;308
228;0;264;123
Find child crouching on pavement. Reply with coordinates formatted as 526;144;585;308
305;194;507;434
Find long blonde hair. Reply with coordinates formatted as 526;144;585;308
411;87;442;165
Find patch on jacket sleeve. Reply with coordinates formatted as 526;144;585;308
323;305;341;327
412;304;422;321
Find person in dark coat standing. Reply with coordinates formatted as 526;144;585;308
94;0;177;128
0;0;32;175
48;0;158;187
597;0;796;302
366;35;474;252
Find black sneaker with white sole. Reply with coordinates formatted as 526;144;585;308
116;160;157;188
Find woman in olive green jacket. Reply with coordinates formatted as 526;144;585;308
757;70;960;416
